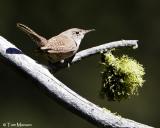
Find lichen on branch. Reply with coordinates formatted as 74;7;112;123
100;52;145;101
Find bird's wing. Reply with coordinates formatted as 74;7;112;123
41;35;77;53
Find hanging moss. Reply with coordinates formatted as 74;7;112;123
100;52;145;101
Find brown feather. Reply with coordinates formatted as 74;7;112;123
41;35;77;53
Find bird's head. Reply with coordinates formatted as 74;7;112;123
61;28;95;46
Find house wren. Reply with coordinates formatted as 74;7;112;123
17;23;95;63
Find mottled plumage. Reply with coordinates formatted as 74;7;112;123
17;23;94;63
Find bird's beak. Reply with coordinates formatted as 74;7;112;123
84;29;95;34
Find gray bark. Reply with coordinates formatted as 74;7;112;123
0;36;153;128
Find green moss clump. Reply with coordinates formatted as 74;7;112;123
100;52;145;101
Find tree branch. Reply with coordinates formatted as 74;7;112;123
0;36;153;128
72;40;138;63
50;40;138;71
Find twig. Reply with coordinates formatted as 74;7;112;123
0;36;153;128
50;40;138;71
72;40;138;63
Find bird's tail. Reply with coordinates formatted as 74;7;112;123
17;23;47;47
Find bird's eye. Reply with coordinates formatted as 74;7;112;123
75;31;79;34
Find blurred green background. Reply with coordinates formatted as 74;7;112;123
0;0;159;128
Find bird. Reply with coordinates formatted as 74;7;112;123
17;23;95;63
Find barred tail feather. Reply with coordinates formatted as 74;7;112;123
17;23;47;47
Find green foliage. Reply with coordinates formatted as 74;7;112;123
100;52;145;101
